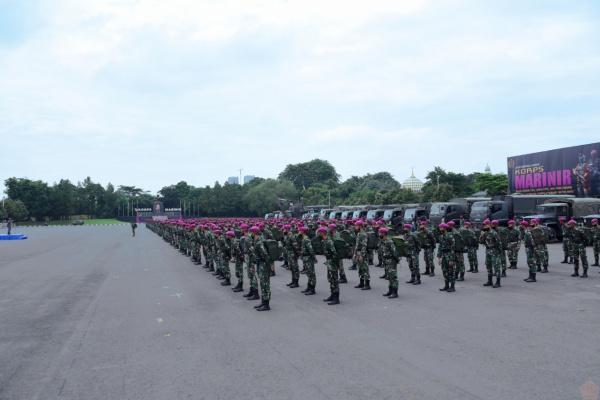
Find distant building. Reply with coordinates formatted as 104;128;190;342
402;170;423;192
485;164;491;173
243;175;255;185
227;176;239;185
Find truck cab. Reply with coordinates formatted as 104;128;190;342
429;202;466;226
524;198;600;240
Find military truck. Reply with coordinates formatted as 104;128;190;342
429;202;467;226
523;197;600;240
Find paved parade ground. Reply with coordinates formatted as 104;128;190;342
1;225;599;400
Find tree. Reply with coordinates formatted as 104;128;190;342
4;178;51;220
1;199;29;221
421;183;455;202
48;179;77;219
279;159;339;190
244;179;298;215
421;167;473;198
471;173;508;196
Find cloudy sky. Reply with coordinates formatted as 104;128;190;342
1;0;599;193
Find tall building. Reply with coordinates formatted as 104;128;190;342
243;175;255;185
485;164;491;173
227;176;239;185
402;169;423;192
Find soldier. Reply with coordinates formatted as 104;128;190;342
559;217;573;264
404;224;421;285
220;231;234;286
437;223;456;293
283;225;300;288
506;220;521;269
496;223;509;277
321;226;341;305
521;221;537;282
243;225;260;301
463;221;479;273
231;229;245;292
376;220;385;268
566;219;589;278
131;222;137;237
530;219;548;273
592;218;600;267
380;227;399;298
328;224;348;284
299;226;317;295
353;220;370;289
261;223;276;277
250;226;271;311
480;219;502;288
448;221;466;281
417;221;436;276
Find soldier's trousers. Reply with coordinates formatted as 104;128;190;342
455;252;465;274
235;259;244;283
541;245;549;267
572;244;588;268
367;250;374;264
377;247;383;265
222;259;231;280
594;242;600;262
386;261;398;289
423;248;434;272
525;247;536;273
485;251;501;278
288;254;299;282
257;261;271;301
408;251;419;274
358;253;369;280
338;258;347;280
563;239;571;260
533;245;544;269
507;242;519;266
467;248;478;269
246;258;258;290
441;253;455;284
500;250;507;272
302;257;316;287
326;259;340;294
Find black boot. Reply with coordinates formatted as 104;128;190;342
327;292;340;305
581;267;588;278
493;276;501;288
473;267;478;273
542;265;548;273
424;267;430;275
467;266;473;272
524;273;536;282
254;300;265;309
447;281;455;292
483;274;493;287
593;257;599;266
501;270;507;278
339;274;348;284
349;264;357;270
289;280;299;288
406;273;415;284
536;266;542;272
430;269;435;277
323;294;333;302
412;273;421;285
247;289;260;300
561;257;568;264
388;288;398;298
383;287;392;296
232;282;244;292
354;279;364;289
305;285;316;295
361;280;371;290
439;280;449;291
571;266;579;277
301;285;310;293
243;288;253;297
379;273;388;279
256;300;270;311
220;278;231;286
457;272;465;281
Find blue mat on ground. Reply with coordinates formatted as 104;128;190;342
0;234;28;240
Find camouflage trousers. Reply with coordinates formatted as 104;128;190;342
525;247;536;274
563;239;571;260
455;252;465;274
326;258;340;294
407;250;420;273
507;242;520;266
440;253;456;284
221;258;231;280
357;251;369;280
246;257;258;290
367;250;374;264
499;250;507;272
257;261;271;301
485;250;502;278
571;243;588;268
533;245;544;268
423;247;435;272
467;247;478;269
594;241;600;262
302;257;316;287
287;253;299;282
541;245;549;267
385;260;399;289
377;247;384;265
338;258;347;281
235;258;244;283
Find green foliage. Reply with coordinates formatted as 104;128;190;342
279;159;339;190
422;167;473;198
244;179;298;216
5;178;51;220
421;183;455;202
471;173;508;196
1;199;29;221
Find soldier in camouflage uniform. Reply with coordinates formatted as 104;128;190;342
329;224;348;284
283;226;300;288
566;220;589;278
506;220;521;269
404;224;421;285
250;226;271;311
261;224;276;276
530;219;548;273
220;231;234;286
496;224;509;277
463;222;479;273
480;220;502;288
437;223;456;292
321;227;341;305
521;221;537;282
448;221;466;281
231;230;245;292
353;220;370;289
380;227;399;298
299;226;317;295
417;221;436;276
243;225;260;300
559;217;573;264
376;220;385;268
592;218;600;267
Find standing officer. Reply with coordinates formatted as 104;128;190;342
243;225;260;301
437;223;456;293
404;224;421;285
321;226;341;305
591;218;599;267
506;220;521;269
353;220;370;289
283;225;300;288
418;221;436;276
380;227;399;298
530;219;548;273
299;226;317;295
566;219;589;278
448;221;466;282
231;229;245;292
463;221;479;273
521;221;537;282
559;217;572;264
250;226;271;311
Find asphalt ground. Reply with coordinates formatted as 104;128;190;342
1;225;599;400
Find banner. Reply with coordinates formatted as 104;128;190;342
507;143;600;197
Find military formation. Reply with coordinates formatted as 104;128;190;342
147;216;600;311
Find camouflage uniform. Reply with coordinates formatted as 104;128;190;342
566;225;589;277
244;233;258;293
301;235;317;293
405;231;421;284
481;227;502;287
381;237;399;297
324;236;340;296
530;225;547;273
523;230;537;275
232;236;244;288
254;236;271;301
437;230;456;291
417;227;436;276
593;225;600;266
284;232;300;285
506;226;520;269
451;228;465;280
463;227;479;272
497;226;508;276
354;230;369;283
220;236;232;283
331;231;348;283
560;223;572;263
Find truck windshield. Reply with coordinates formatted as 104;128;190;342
404;208;416;221
366;210;377;220
383;210;394;220
430;204;445;215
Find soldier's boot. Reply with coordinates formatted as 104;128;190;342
568;257;573;264
561;256;568;264
524;273;536;282
243;288;253;297
286;280;293;287
354;279;365;289
483;275;493;287
289;280;300;288
361;280;371;290
212;269;220;275
447;281;455;292
467;266;473;272
388;288;398;298
305;285;316;295
406;273;415;284
542;265;548;273
412;273;421;285
424;267;430;275
339;274;348;284
220;278;231;286
429;268;435;277
457;272;465;281
592;256;599;266
501;270;507;278
383;287;392;297
454;270;459;280
473;266;478;273
349;263;358;270
247;289;260;301
581;267;588;278
511;262;517;269
323;293;333;302
232;282;244;292
217;274;225;280
379;273;388;279
327;293;340;305
439;280;449;291
254;300;264;309
571;265;579;277
256;300;270;311
368;259;374;266
208;265;215;272
536;266;542;272
282;262;289;270
493;276;501;288
301;285;310;293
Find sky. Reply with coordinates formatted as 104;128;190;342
1;0;599;194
